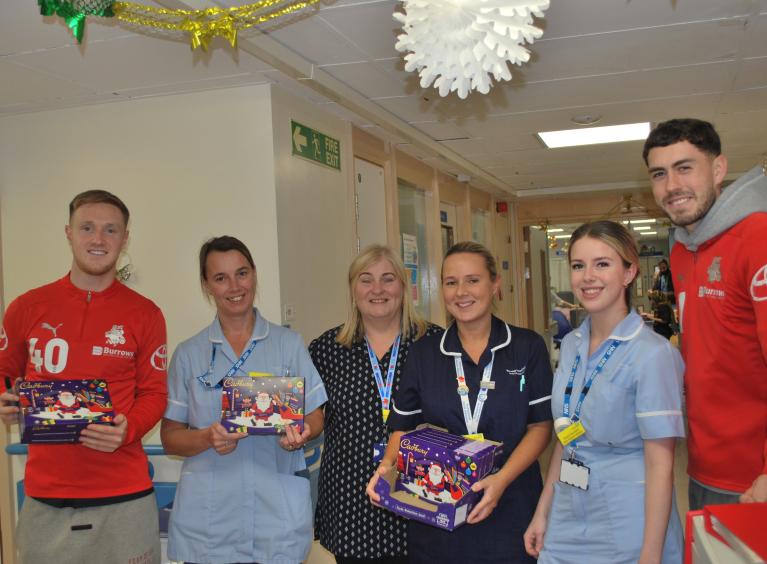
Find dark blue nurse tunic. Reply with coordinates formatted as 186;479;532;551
388;316;553;563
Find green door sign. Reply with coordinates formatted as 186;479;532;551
291;120;341;171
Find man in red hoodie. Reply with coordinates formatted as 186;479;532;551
644;119;767;509
0;190;167;562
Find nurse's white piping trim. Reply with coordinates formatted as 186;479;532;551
168;399;187;407
439;322;511;355
393;405;422;416
635;410;683;418
608;321;643;341
528;395;551;406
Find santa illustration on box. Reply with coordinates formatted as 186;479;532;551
251;392;276;426
55;391;81;414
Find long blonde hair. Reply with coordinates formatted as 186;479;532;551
336;244;428;347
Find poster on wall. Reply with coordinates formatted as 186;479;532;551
402;233;420;305
406;267;419;305
402;233;419;266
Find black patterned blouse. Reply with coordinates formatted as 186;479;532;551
309;323;442;559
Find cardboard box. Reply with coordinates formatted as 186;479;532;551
17;379;115;444
374;425;503;530
220;375;304;435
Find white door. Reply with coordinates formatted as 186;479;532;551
354;158;387;251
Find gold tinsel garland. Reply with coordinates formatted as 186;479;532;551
112;0;320;50
39;0;320;50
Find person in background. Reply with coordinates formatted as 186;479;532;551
0;190;167;564
652;259;675;304
309;244;440;564
645;117;767;507
161;235;327;564
369;241;553;563
525;220;684;564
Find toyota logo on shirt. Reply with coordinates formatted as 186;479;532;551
151;344;168;371
751;264;767;302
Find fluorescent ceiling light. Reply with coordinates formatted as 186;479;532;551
630;218;656;224
538;122;651;149
547;228;564;233
641;231;658;235
633;226;651;231
554;234;572;239
622;220;630;224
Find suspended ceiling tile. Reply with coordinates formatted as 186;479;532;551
524;20;744;83
733;56;767;89
265;13;368;65
539;0;757;40
321;61;409;99
9;35;270;93
318;0;402;60
719;86;767;112
410;121;471;141
742;12;767;57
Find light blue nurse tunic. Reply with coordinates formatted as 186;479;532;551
164;309;327;564
539;311;685;564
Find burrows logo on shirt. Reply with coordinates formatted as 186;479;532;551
92;322;136;359
751;264;767;302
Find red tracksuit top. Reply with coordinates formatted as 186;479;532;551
672;213;767;492
0;275;167;498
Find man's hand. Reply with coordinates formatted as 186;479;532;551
741;474;767;503
80;413;129;452
0;380;21;425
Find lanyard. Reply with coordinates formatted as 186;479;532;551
365;334;401;419
454;352;495;435
563;339;621;421
197;339;258;388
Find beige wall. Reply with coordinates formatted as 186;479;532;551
270;85;355;342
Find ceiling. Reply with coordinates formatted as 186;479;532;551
2;0;766;199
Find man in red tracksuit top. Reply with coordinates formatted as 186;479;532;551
0;190;167;563
644;118;767;510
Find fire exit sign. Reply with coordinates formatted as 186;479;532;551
291;120;341;171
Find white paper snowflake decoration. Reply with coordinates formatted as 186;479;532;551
394;0;550;99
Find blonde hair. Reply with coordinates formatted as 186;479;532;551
336;244;428;348
568;220;640;308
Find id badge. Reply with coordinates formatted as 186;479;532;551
372;441;387;464
560;458;590;490
556;420;585;446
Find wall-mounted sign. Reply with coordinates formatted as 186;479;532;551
291;120;341;171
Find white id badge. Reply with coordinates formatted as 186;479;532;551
560;459;590;490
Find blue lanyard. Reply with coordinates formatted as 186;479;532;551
197;339;258;388
563;339;621;421
365;334;401;415
454;353;495;435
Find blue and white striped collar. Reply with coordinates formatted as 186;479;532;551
572;309;643;343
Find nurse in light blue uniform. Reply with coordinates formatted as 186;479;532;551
162;236;327;564
525;221;684;564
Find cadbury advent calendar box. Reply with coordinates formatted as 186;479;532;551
374;425;503;530
17;379;115;444
220;374;304;435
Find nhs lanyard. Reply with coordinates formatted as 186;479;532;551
197;339;258;388
563;339;621;420
454;352;495;435
365;334;401;415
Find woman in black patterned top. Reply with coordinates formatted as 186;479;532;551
310;244;440;564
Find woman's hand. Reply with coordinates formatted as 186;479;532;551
208;422;247;456
524;509;548;557
467;472;509;524
366;462;391;504
279;421;311;452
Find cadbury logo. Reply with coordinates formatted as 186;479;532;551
19;382;54;390
400;438;428;456
223;377;253;387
